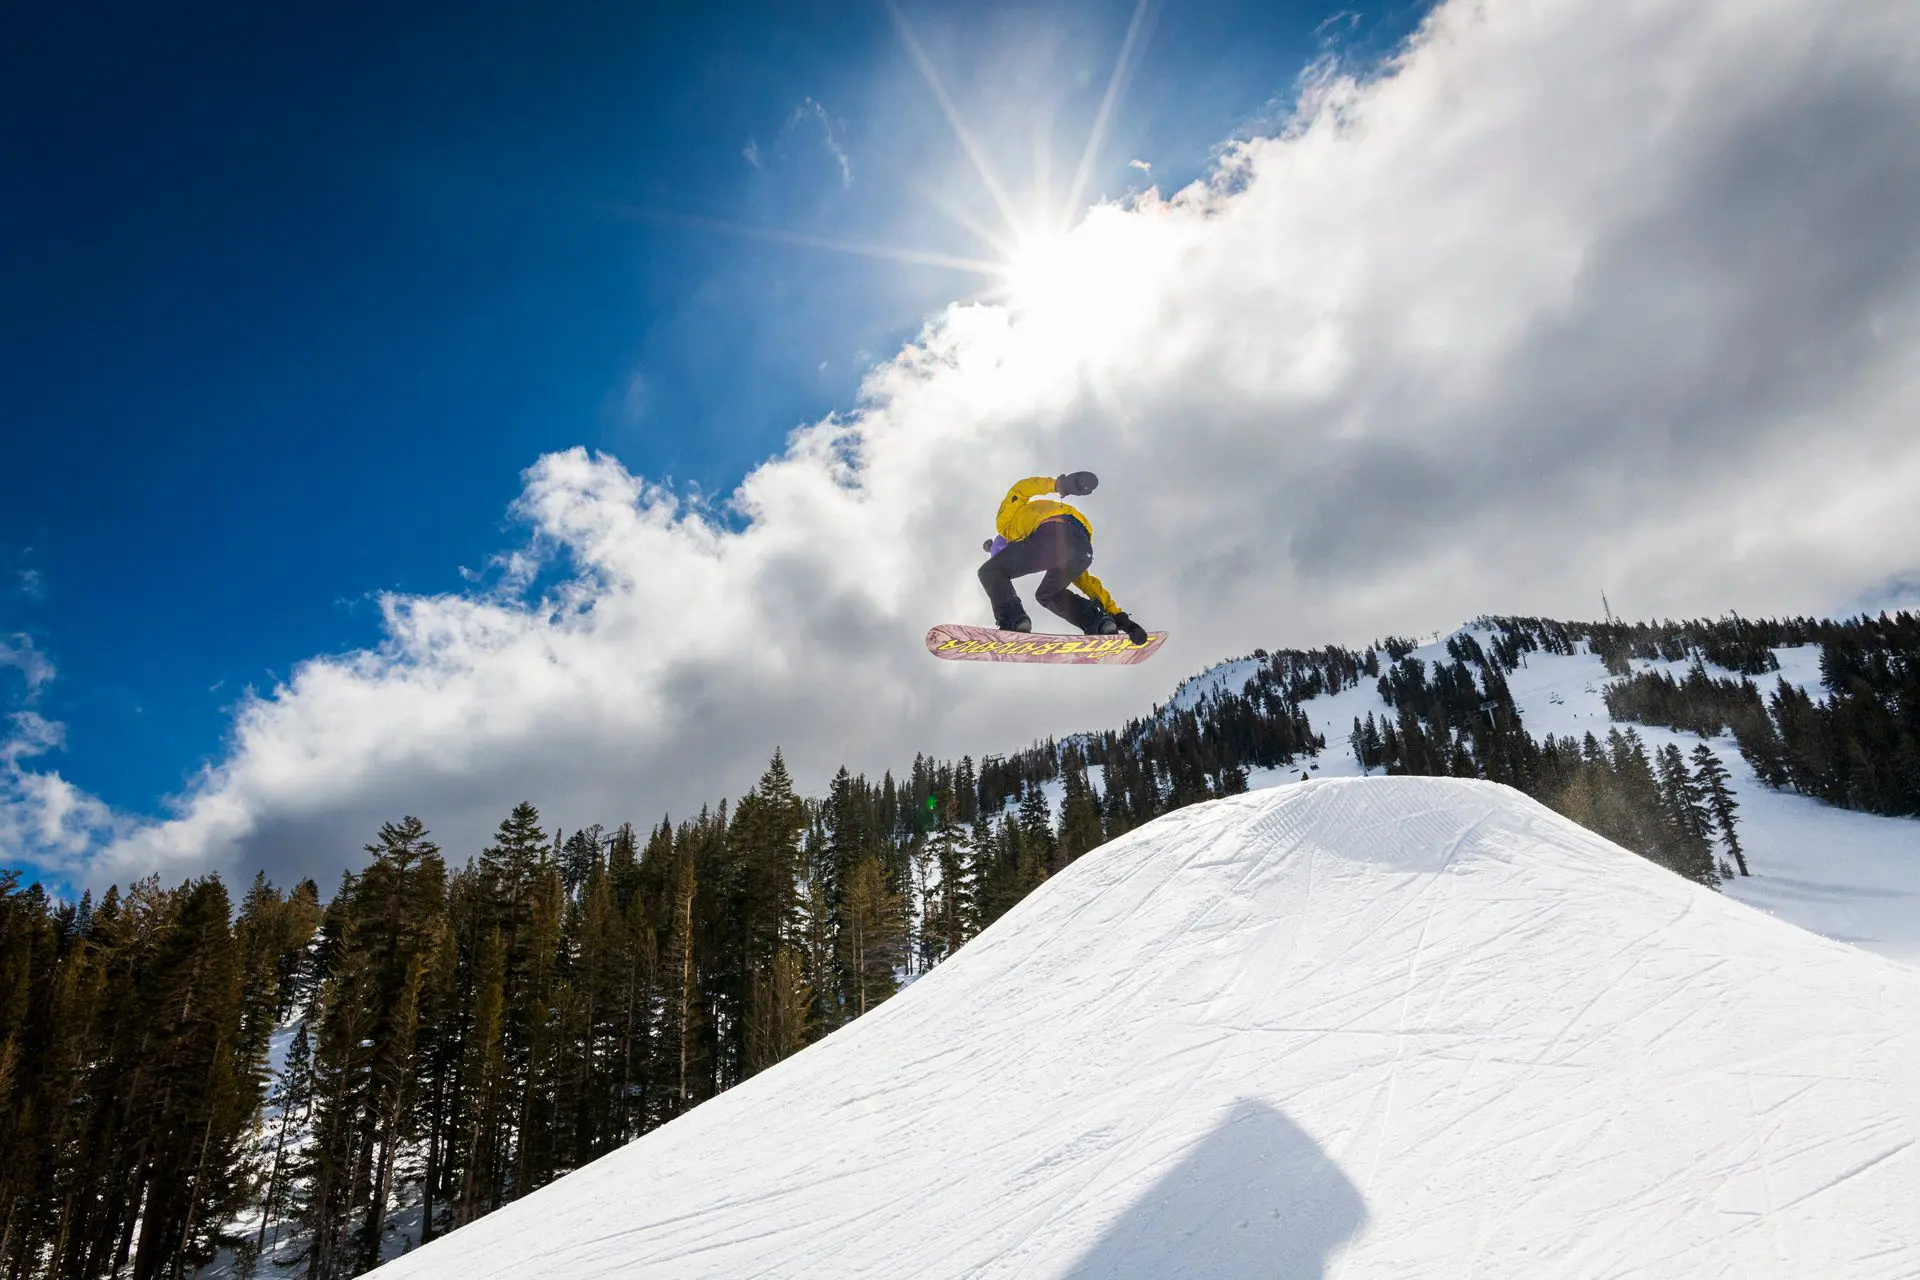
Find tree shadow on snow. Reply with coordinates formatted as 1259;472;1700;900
1063;1100;1367;1280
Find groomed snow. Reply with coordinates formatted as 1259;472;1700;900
371;778;1920;1279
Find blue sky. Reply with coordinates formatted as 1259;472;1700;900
7;0;1914;894
1;0;1427;827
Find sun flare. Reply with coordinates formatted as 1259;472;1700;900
1001;230;1081;314
671;1;1161;343
991;212;1168;343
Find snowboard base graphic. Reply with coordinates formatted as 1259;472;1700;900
925;623;1167;665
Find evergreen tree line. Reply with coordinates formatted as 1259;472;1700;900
0;724;1276;1280
1598;614;1920;816
0;871;321;1280
7;610;1911;1277
1324;612;1919;821
1532;731;1748;883
1478;613;1800;676
1341;642;1745;884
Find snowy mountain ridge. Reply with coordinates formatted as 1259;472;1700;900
1158;620;1920;964
369;777;1920;1278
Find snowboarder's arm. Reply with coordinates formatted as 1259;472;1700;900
1075;571;1121;616
1003;475;1059;505
998;475;1061;530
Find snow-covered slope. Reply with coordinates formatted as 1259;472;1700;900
372;778;1920;1279
1210;632;1920;963
1497;642;1920;962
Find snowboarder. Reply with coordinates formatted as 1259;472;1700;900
978;471;1150;644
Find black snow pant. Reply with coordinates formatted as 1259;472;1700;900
977;517;1108;633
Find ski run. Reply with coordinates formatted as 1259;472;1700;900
369;776;1920;1279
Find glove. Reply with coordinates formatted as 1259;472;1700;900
1054;471;1099;497
1113;612;1149;645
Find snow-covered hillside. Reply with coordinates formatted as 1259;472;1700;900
371;778;1920;1279
1187;630;1920;963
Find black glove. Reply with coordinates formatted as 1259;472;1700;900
1113;612;1149;645
1054;471;1099;497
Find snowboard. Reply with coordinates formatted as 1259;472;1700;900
925;623;1167;666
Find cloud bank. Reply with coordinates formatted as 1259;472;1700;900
9;0;1919;890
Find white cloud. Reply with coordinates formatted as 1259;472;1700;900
1314;11;1363;43
0;636;54;700
743;138;763;169
2;738;126;868
9;0;1920;890
786;97;853;187
0;640;118;877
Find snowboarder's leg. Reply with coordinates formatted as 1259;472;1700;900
1032;520;1107;633
978;534;1052;631
1037;586;1108;633
979;518;1109;633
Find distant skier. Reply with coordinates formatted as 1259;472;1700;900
978;471;1149;643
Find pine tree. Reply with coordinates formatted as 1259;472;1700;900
563;851;618;1163
454;925;508;1227
257;1018;315;1258
1056;758;1104;865
744;947;811;1076
968;806;1010;928
1691;745;1749;876
559;826;604;901
1017;782;1058;875
509;849;564;1199
659;843;700;1117
730;752;806;986
479;802;549;939
414;872;474;1245
134;877;249;1280
1099;756;1134;840
1653;744;1716;885
840;857;904;1017
799;823;841;1036
295;817;449;1276
925;790;976;963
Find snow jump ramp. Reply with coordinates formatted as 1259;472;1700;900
375;777;1920;1279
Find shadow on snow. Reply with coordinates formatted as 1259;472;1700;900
1063;1099;1367;1279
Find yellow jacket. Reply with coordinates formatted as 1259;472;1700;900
994;476;1123;614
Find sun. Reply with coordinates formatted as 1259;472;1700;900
670;0;1158;328
1000;230;1080;314
993;214;1162;344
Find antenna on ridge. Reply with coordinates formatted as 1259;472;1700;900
1602;591;1614;626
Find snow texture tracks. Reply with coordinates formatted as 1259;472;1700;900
371;778;1920;1280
